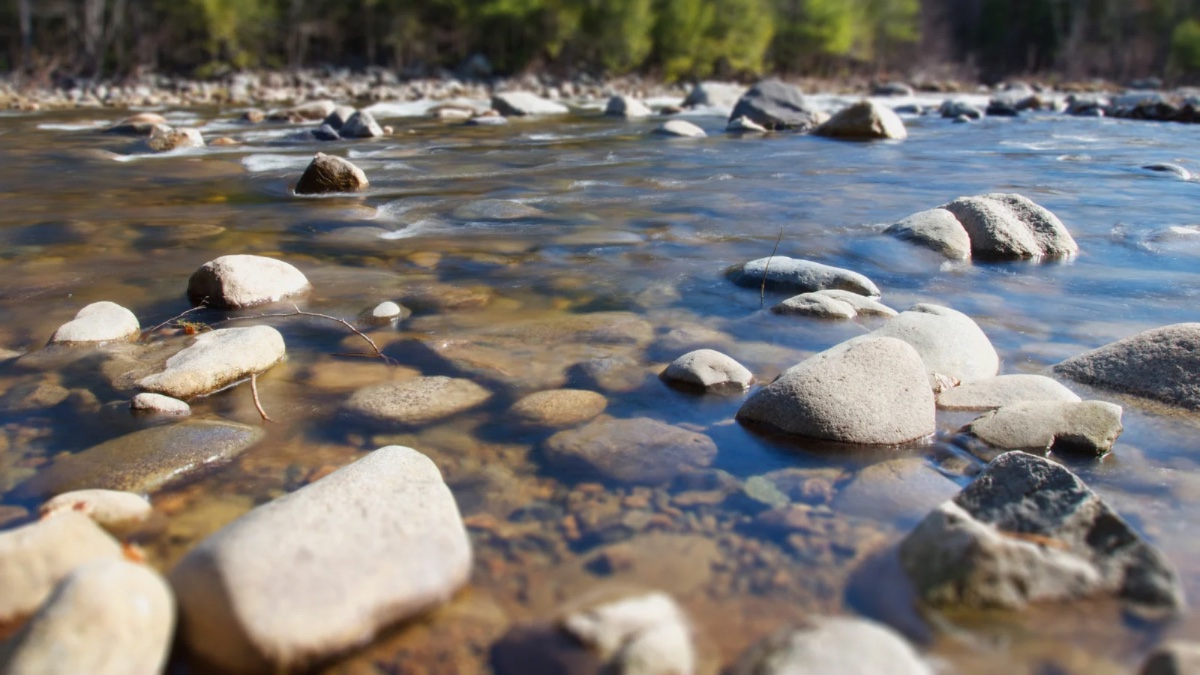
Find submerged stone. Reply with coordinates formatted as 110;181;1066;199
544;416;717;485
137;326;286;399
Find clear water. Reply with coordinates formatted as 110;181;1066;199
3;99;1200;673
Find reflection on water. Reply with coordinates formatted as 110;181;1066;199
2;101;1200;672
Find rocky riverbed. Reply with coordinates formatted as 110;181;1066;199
1;75;1200;673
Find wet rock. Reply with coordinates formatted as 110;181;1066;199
727;256;880;297
137;326;286;399
867;304;999;386
759;467;844;506
771;292;856;320
731;616;932;675
818;289;897;316
452;199;544;221
510;389;607;428
48;301;140;345
941;193;1078;259
728;79;819;131
194;257;314;312
736;337;935;444
312;123;340;141
359;300;408;325
294;152;369;195
170;446;472;673
279;100;337;121
885;208;972;260
1054;323;1200;411
937;374;1081;411
683;81;745;109
727;116;768;132
1140;641;1200;675
964;400;1124;456
18;420;264;496
466;115;509;127
0;513;122;626
320;105;356;130
492;91;569;116
832;458;961;524
563;592;695;675
873;82;916;97
340;110;384;138
605;95;652;118
940;99;985;120
130;392;191;415
146;125;205;152
40;489;153;539
104;112;166;135
399;281;496;311
1143;163;1192;180
0;560;174;675
654;120;706;137
343;376;492;428
0;381;70;412
899;451;1184;611
570;355;647;393
661;349;753;392
815;100;908;140
985;193;1079;257
544;416;717;485
240;109;265;124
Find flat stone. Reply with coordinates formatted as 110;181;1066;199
899;451;1184;611
964;400;1124;456
544;416;717;485
282;100;337;121
737;337;935;444
832;458;961;524
294;153;369;195
137;326;286;399
772;293;856;319
815;100;908;140
728;256;880;297
17;420;264;497
0;513;122;626
492;91;569;116
886;208;972;260
0;560;174;675
867;304;999;385
728;79;819;131
660;349;753;391
814;289;896;316
169;446;471;673
1140;641;1200;675
48;302;140;345
339;110;384;138
40;490;154;539
604;95;652;118
188;254;311;309
938;374;1081;411
343;376;492;428
399;281;496;311
1054;323;1200;411
654;120;706;137
130;392;191;415
509;389;608;428
730;616;932;675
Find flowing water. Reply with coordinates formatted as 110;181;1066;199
3;95;1200;673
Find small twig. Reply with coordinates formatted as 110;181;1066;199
215;304;393;363
250;373;273;422
760;227;784;308
139;299;209;341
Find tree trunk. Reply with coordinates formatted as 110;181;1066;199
17;0;33;69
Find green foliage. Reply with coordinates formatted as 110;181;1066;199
654;0;773;80
190;0;279;68
1171;19;1200;73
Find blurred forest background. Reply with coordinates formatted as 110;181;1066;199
4;0;1200;83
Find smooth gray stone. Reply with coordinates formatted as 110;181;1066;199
49;302;140;345
1055;323;1200;411
942;196;1042;259
339;110;384;138
964;400;1124;456
982;193;1079;257
867;304;999;386
772;293;856;320
320;105;356;130
730;616;932;675
816;289;897;316
544;416;717;485
661;349;753;392
137;326;286;400
728;256;880;297
683;81;745;109
886;208;972;260
187;254;311;309
653;119;706;137
343;376;492;428
937;374;1081;411
491;91;569;116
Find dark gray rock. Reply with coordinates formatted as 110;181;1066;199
543;416;717;485
727;256;880;297
963;400;1124;456
340;110;384;138
312;124;340;141
728;80;819;131
1054;323;1200;411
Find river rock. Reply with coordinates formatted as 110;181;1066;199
0;560;174;675
937;374;1081;411
130;392;191;415
104;112;167;135
320;105;356;130
510;389;608;428
832;458;961;524
359;300;408;325
984;193;1079;257
605;95;652;118
340;110;384;138
48;301;140;345
727;116;768;132
885;208;972;260
899;451;1184;611
815;100;908;140
343;376;492;428
137;326;285;399
17;420;264;496
189;254;309;309
661;349;753;392
818;289;897;316
40;490;153;538
728;79;819;131
146;125;205;152
492;91;569;116
312;123;340;141
1054;323;1200;411
867;304;999;385
544;416;717;485
736;337;935;444
294;152;369;195
940;99;985;120
169;446;472;673
941;193;1078;259
654;120;706;138
771;292;856;319
1140;641;1200;675
727;256;880;297
730;616;932;675
0;513;122;627
683;81;745;109
964;400;1124;456
561;592;695;675
1143;163;1192;180
282;100;337;121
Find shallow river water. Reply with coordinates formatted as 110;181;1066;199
3;94;1200;673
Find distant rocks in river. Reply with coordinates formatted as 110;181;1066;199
137;326;286;400
49;301;139;345
731;616;932;675
604;95;652;118
661;349;753;392
728;79;820;131
188;254;311;309
772;289;896;320
814;100;908;140
887;193;1078;260
145;125;205;152
683;81;746;109
963;400;1124;456
320;104;356;130
727;256;880;297
170;446;472;673
544;416;717;484
294;152;369;195
339;110;384;138
103;112;167;135
900;451;1184;612
491;91;569;116
654;119;706;138
1054;323;1200;411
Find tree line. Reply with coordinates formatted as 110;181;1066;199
5;0;1200;83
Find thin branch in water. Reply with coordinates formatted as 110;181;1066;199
215;304;393;363
760;227;784;309
250;372;273;423
139;298;209;341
